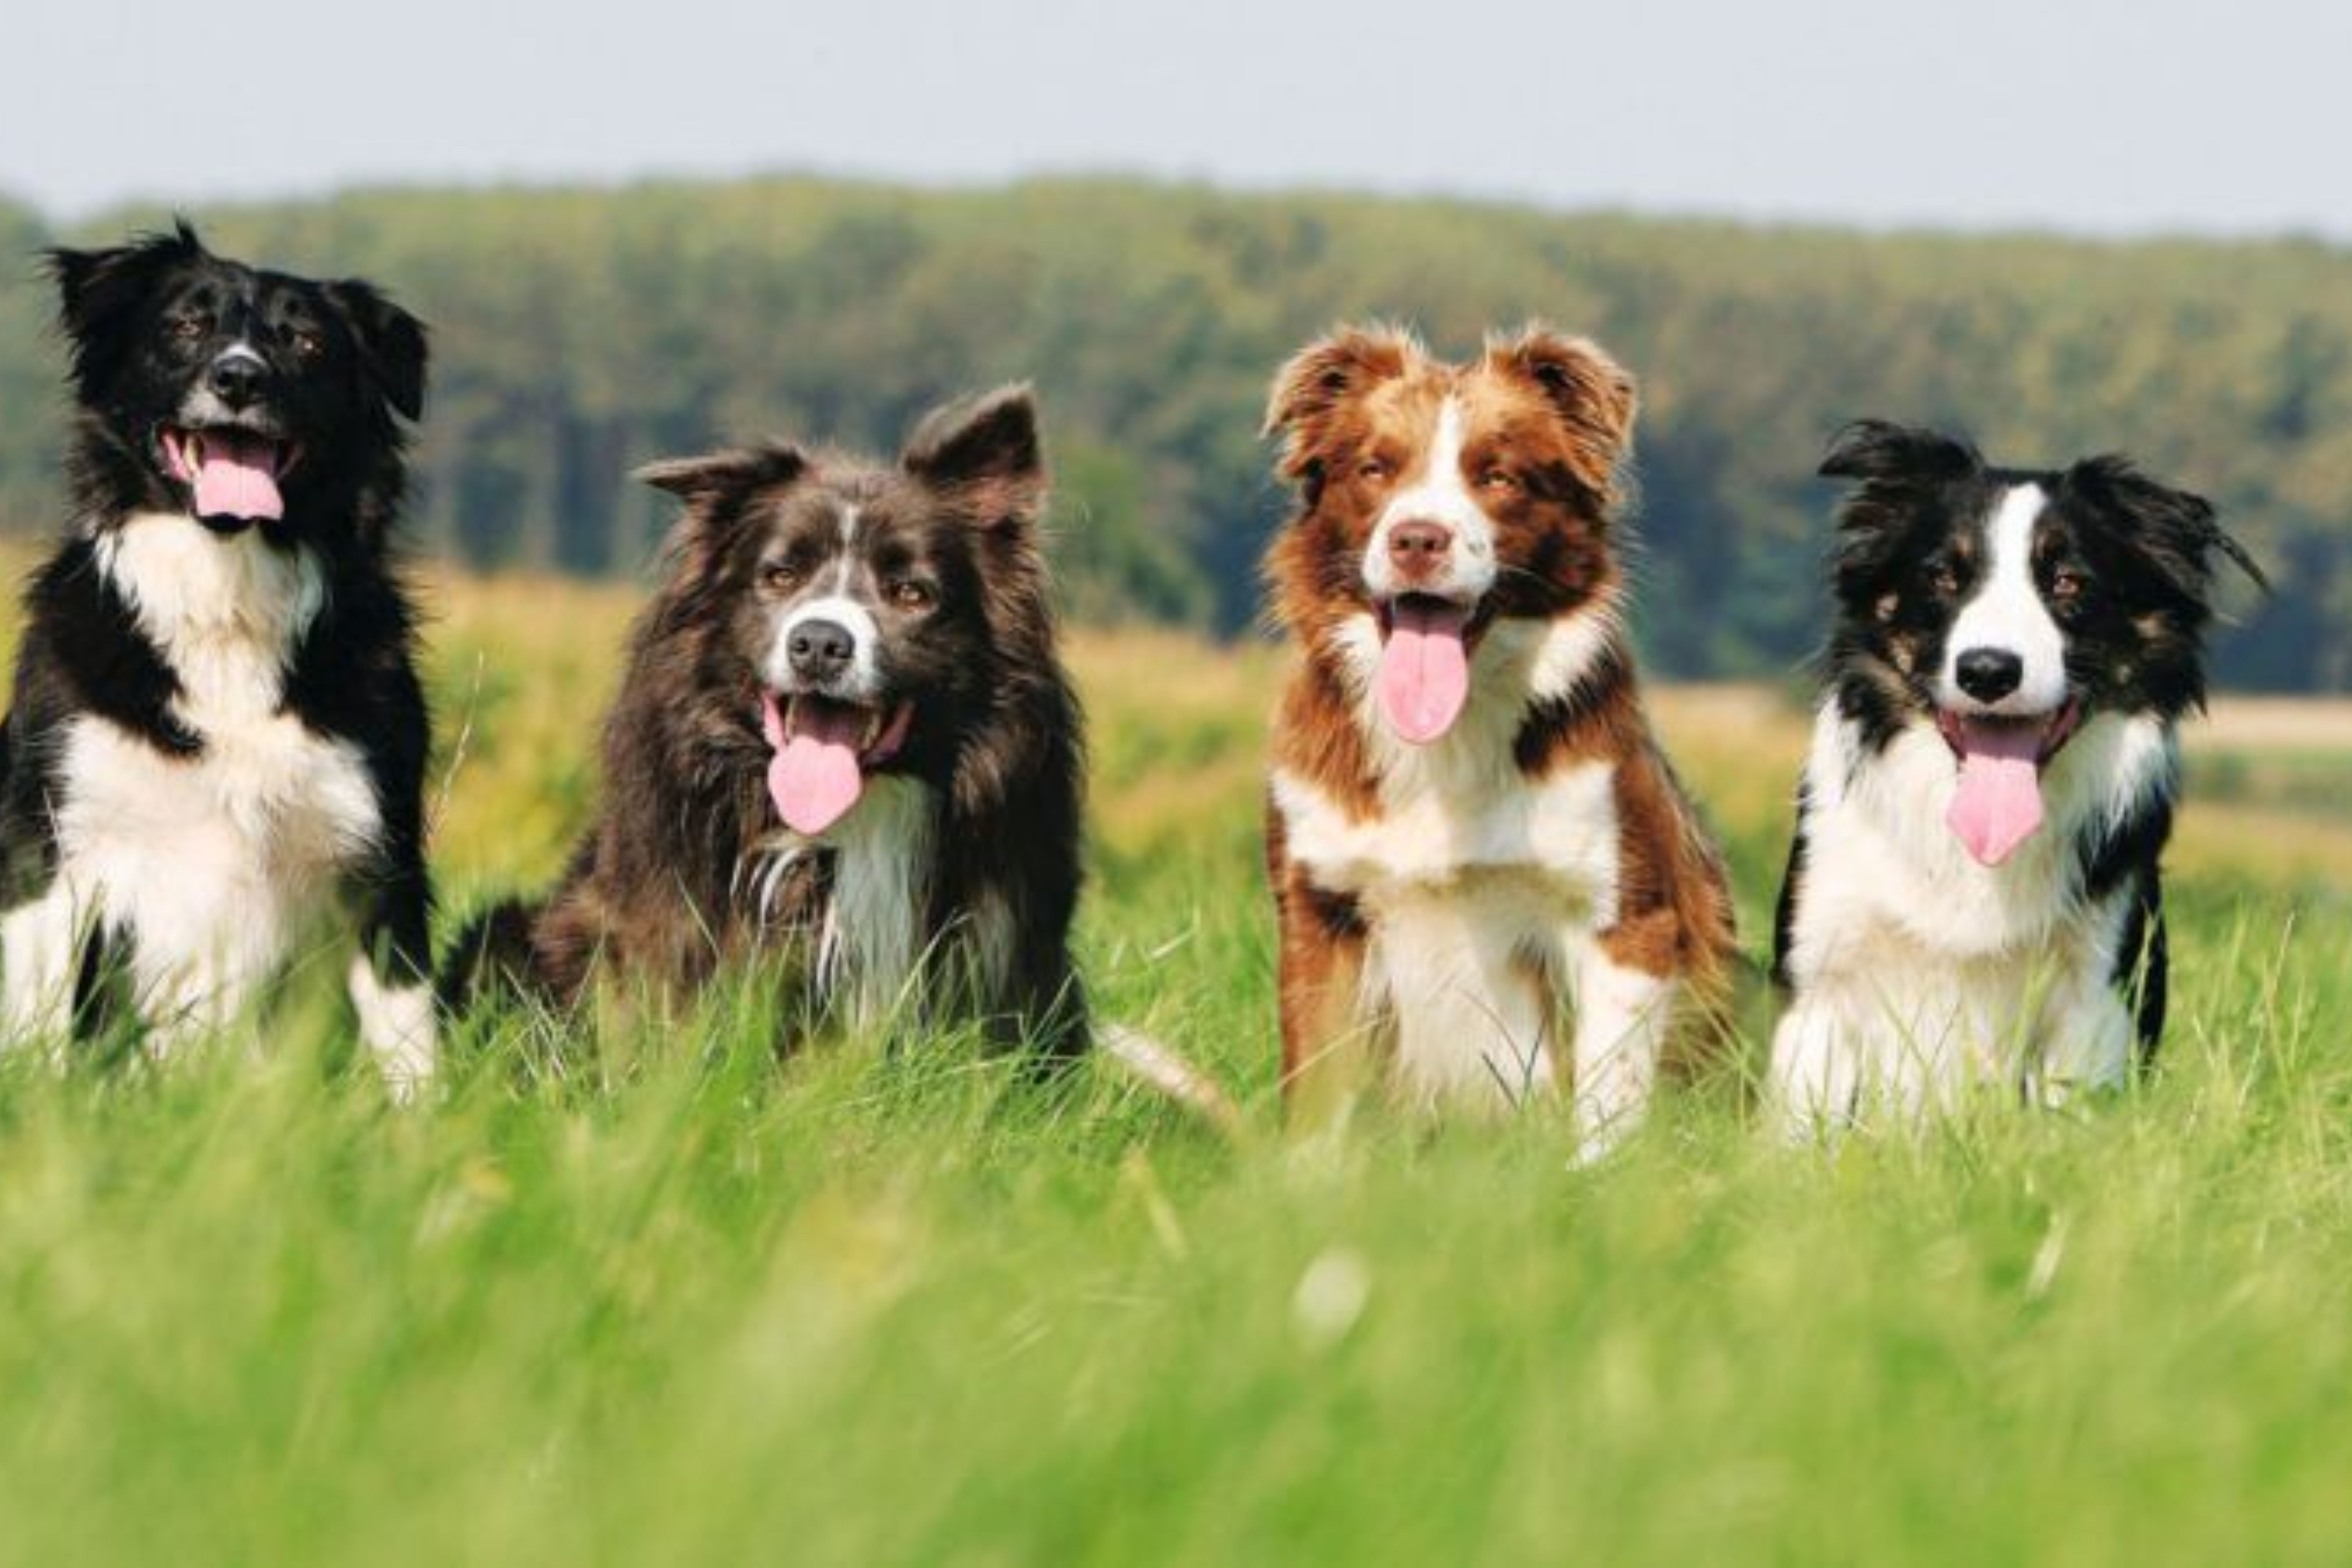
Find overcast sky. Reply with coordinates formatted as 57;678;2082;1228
5;0;2348;237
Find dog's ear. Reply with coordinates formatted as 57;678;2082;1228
1819;423;1979;608
1264;325;1415;485
636;442;808;508
2059;455;2268;603
327;279;429;423
45;218;207;389
902;384;1046;529
638;442;809;568
1488;326;1638;507
1819;420;1978;485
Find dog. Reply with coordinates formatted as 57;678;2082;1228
1260;324;1736;1154
448;386;1095;1057
1769;420;2266;1131
0;222;437;1091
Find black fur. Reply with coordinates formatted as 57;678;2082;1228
0;222;435;1038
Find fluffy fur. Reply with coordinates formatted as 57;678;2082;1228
1260;324;1736;1155
1771;420;2266;1132
0;223;437;1093
447;387;1090;1056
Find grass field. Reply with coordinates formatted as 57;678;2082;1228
2;570;2349;1566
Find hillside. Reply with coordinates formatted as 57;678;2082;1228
0;179;2345;687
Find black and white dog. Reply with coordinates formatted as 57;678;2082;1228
0;223;438;1091
1771;421;2263;1131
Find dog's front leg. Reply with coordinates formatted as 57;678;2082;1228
1569;938;1674;1164
1276;873;1374;1132
0;879;91;1053
350;857;437;1103
2031;932;2141;1110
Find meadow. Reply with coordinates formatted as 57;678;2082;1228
1;569;2349;1566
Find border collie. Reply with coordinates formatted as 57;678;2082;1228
448;387;1092;1056
1771;420;2265;1131
0;223;437;1091
1261;325;1736;1153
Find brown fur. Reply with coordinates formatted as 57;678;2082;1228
1261;324;1735;1117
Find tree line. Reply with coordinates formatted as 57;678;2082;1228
0;177;2344;689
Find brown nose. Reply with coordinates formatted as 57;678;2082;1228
1387;521;1453;580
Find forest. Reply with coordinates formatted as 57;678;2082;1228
0;177;2343;688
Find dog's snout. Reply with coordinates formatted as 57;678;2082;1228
1386;520;1454;581
1955;647;2025;703
208;355;268;410
787;618;857;682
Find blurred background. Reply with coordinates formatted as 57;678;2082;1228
2;0;2347;688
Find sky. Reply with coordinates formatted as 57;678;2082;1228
4;0;2349;238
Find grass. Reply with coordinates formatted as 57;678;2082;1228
3;570;2350;1566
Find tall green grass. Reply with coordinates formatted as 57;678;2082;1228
0;577;2345;1566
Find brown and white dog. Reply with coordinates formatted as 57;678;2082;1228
1260;325;1735;1153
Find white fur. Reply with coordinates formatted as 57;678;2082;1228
0;512;427;1088
1941;483;2068;716
755;774;935;1028
1771;697;2174;1133
0;882;88;1050
348;956;436;1104
1363;395;1498;604
1571;950;1673;1163
1276;598;1677;1147
745;776;1017;1033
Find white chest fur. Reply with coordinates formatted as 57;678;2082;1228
48;516;381;1026
750;775;945;1028
1772;700;2171;1126
1784;699;2171;974
1275;606;1636;1110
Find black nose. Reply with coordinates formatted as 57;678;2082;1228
1955;647;2025;703
787;618;856;682
208;356;267;410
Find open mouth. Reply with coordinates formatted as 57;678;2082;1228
1371;591;1480;745
1934;696;2084;867
159;425;304;528
757;691;915;837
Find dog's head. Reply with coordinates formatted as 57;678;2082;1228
47;221;427;538
1819;419;2265;864
638;386;1050;838
1263;324;1635;743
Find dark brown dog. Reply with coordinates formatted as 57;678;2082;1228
450;387;1088;1056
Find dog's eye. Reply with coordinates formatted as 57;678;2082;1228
1356;456;1392;482
171;317;205;343
1930;565;1962;595
759;561;802;592
1477;467;1518;493
290;329;325;360
888;580;935;612
2050;568;2085;603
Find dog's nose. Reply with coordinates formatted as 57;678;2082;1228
208;356;268;410
1386;520;1453;581
1955;647;2025;703
787;618;856;683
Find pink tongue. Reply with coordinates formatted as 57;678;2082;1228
1947;721;2047;867
192;433;284;522
1375;599;1470;744
760;691;867;837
